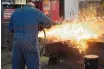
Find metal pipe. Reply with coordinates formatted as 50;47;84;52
84;55;99;69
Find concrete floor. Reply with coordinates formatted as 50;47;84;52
1;48;84;69
2;43;104;69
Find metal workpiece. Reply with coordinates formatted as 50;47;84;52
39;38;104;64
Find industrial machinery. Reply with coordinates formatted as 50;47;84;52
39;37;104;66
1;0;26;48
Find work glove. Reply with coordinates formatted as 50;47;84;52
38;25;44;31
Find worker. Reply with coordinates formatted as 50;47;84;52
8;2;53;69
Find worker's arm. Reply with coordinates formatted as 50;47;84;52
8;13;15;40
7;13;15;51
38;10;53;29
8;13;14;33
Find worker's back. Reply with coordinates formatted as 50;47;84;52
8;5;52;51
9;5;45;44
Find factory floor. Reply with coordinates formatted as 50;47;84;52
1;48;84;69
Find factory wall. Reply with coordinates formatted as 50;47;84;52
64;0;79;20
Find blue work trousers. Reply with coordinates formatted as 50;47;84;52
12;42;40;69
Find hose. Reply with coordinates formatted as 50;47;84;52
40;29;46;56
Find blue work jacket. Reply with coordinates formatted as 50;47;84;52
8;5;52;52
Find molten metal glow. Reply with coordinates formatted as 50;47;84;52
38;5;104;54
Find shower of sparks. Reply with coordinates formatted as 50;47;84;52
38;5;104;54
